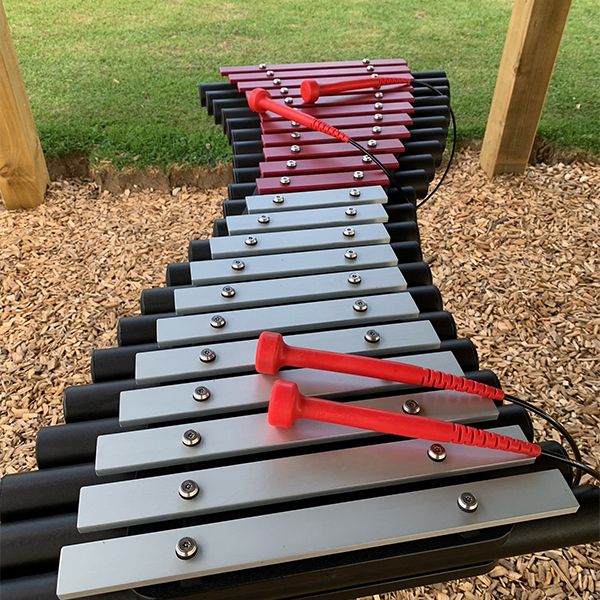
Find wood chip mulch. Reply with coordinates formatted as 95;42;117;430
1;148;598;599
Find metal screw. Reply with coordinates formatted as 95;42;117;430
343;227;355;237
273;78;281;85
280;87;289;94
273;195;285;204
266;70;274;77
345;207;357;216
375;92;384;99
427;443;447;462
367;139;377;148
259;63;267;69
291;121;300;127
199;348;216;363
290;145;300;153
402;398;421;415
290;132;301;139
349;188;361;197
182;429;202;446
210;315;226;329
362;57;370;64
364;329;381;343
344;249;358;260
374;113;383;121
257;214;270;224
221;285;236;298
280;176;291;184
371;73;379;78
231;259;245;271
362;155;372;163
175;536;198;560
347;272;361;284
353;299;368;312
286;159;297;168
372;125;382;134
366;65;375;72
284;97;293;105
178;479;200;499
244;236;258;246
374;102;383;110
457;492;479;513
353;171;364;180
192;386;211;401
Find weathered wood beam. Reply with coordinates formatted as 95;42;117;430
0;0;49;209
480;0;572;177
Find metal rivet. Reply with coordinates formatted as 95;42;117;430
362;155;372;163
210;315;226;328
273;78;281;85
192;386;211;401
343;227;355;237
290;132;301;139
457;492;479;513
372;125;382;134
199;348;216;363
286;159;297;168
284;97;293;105
347;272;361;284
353;170;364;180
371;73;379;78
280;87;289;94
280;176;291;185
257;214;270;224
344;249;357;260
364;329;381;343
362;58;370;64
427;443;447;462
353;299;368;312
375;91;384;99
345;206;357;216
374;102;383;110
366;65;375;72
402;398;421;415
367;139;377;148
273;195;285;204
176;536;198;560
374;113;383;121
258;63;267;69
290;144;301;153
244;236;258;246
291;121;300;127
349;188;361;197
182;429;202;446
221;285;236;298
179;479;200;499
231;259;245;271
266;70;274;77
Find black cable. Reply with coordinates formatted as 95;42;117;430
540;451;600;482
505;393;584;486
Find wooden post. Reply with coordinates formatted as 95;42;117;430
480;0;572;177
0;0;48;209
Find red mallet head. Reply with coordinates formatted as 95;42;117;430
268;380;304;428
255;331;287;375
300;79;321;104
247;87;272;113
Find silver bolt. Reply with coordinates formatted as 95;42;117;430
244;236;258;246
344;249;358;260
362;58;370;64
371;73;379;78
347;272;361;284
343;227;355;237
273;195;285;204
182;429;202;446
353;299;368;312
427;443;447;462
349;188;361;197
364;329;381;343
345;206;357;216
259;63;267;69
457;492;479;513
366;65;375;72
273;78;281;85
280;87;289;94
290;144;301;153
367;139;377;148
280;176;291;185
210;315;226;328
374;102;383;109
291;121;300;127
176;536;198;560
221;285;235;298
353;170;364;180
284;97;293;105
362;155;373;163
199;348;216;363
231;259;245;271
178;479;200;499
286;159;297;168
257;214;270;224
402;398;421;415
374;113;383;121
372;125;382;134
266;70;274;77
375;92;384;99
290;132;301;139
192;386;211;401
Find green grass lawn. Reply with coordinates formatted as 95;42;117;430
5;0;599;169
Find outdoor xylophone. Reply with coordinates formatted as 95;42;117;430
1;58;598;600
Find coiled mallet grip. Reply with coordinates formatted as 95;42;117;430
268;380;541;457
255;331;505;401
301;75;414;103
247;88;349;142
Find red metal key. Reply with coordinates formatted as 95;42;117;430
268;380;541;457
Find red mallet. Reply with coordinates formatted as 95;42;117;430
268;380;541;457
301;76;413;104
255;331;505;402
247;88;349;143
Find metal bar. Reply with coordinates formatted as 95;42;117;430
220;59;408;75
262;125;410;146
